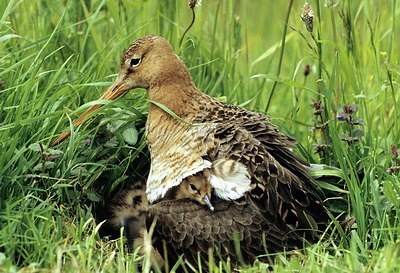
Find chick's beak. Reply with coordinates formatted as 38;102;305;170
50;80;128;147
203;195;214;211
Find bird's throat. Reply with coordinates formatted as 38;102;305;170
147;83;201;119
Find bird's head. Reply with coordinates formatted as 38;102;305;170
179;175;214;211
50;35;192;146
115;35;190;91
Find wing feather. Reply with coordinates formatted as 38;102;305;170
147;198;303;268
193;102;329;237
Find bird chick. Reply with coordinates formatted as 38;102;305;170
105;181;164;269
178;173;214;210
166;171;214;211
106;181;149;250
166;158;252;210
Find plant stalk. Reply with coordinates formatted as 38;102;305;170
265;0;294;112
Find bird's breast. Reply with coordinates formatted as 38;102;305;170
144;110;217;203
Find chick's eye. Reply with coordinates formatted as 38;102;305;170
189;184;198;192
130;58;141;67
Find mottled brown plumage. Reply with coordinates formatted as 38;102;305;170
107;181;148;239
53;35;334;267
147;198;304;268
106;177;215;243
105;181;303;270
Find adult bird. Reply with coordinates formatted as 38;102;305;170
51;35;333;267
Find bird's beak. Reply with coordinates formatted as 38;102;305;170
50;80;128;147
203;195;214;211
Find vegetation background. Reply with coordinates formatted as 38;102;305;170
1;0;399;272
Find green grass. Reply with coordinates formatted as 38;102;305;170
1;0;400;272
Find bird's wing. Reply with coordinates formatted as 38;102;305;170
146;123;216;203
147;198;302;268
211;122;327;233
194;104;328;234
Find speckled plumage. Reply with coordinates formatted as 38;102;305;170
53;35;335;268
125;36;328;234
147;198;303;268
106;177;216;242
106;182;304;270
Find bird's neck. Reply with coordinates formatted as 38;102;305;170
145;81;203;149
147;81;202;118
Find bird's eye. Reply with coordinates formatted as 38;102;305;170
130;58;141;67
189;183;198;192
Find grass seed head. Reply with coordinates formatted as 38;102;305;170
311;100;324;116
301;2;314;32
188;0;202;8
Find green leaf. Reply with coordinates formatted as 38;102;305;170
33;161;55;171
317;180;348;194
28;143;42;152
122;125;138;145
0;34;21;42
86;189;101;202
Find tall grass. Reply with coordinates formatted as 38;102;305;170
0;0;399;272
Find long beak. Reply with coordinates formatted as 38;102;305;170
202;195;214;211
50;80;128;147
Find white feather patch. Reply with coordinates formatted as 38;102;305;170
209;161;251;200
144;119;217;204
146;160;212;203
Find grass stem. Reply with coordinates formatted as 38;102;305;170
264;0;294;112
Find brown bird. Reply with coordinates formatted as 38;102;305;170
52;35;333;267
